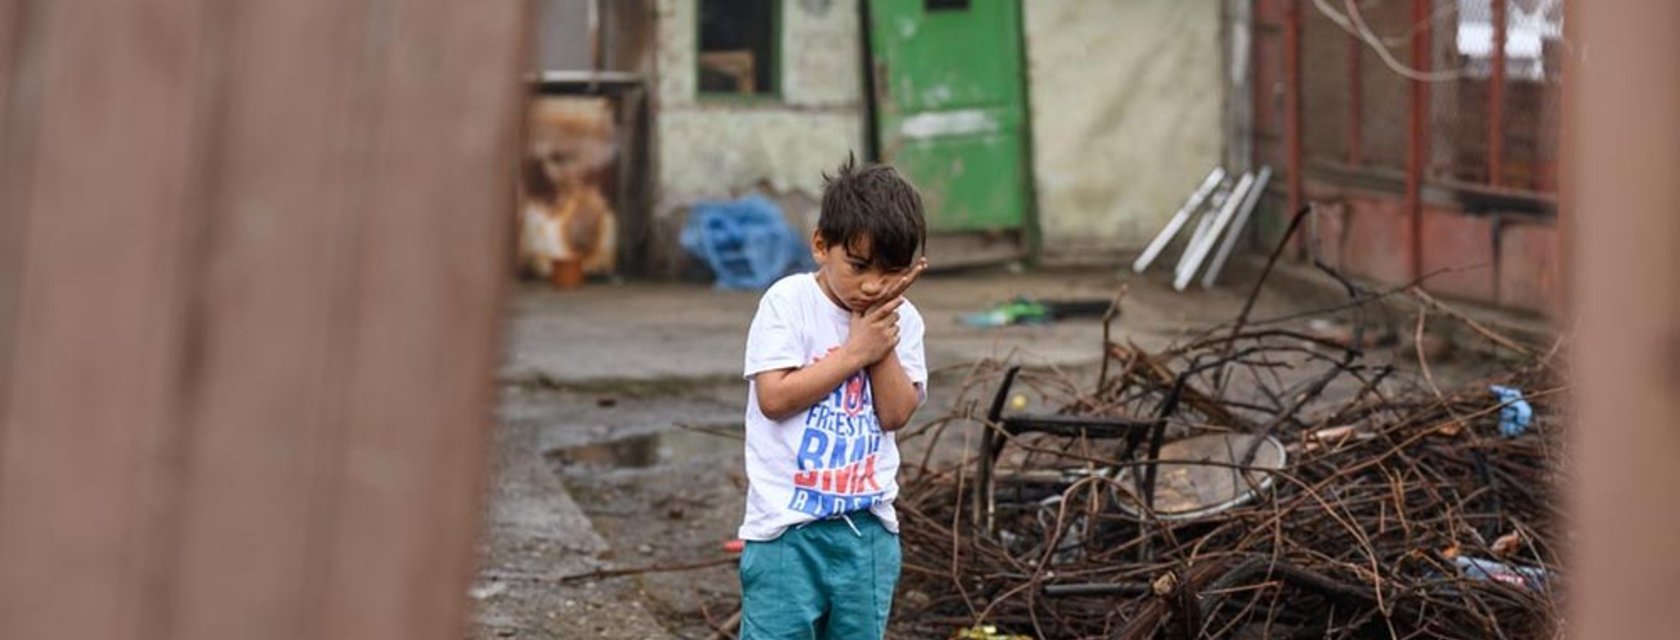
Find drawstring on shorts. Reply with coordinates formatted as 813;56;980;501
795;512;864;537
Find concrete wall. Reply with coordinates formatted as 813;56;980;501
649;0;867;273
1023;0;1223;257
1302;180;1561;314
537;0;592;71
648;0;1224;270
653;0;865;206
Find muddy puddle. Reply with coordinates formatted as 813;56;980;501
545;425;743;471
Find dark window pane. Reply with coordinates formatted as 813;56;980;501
699;0;776;95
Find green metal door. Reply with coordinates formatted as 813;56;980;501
868;0;1029;234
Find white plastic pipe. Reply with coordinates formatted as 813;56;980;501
1201;166;1273;288
1133;167;1227;273
1175;171;1256;291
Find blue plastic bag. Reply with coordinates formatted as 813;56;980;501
1454;555;1551;592
680;195;813;290
1490;385;1533;438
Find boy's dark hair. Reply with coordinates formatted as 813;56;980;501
818;155;927;270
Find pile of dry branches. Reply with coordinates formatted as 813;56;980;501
894;251;1564;639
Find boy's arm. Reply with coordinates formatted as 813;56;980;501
758;297;904;419
753;349;868;421
866;351;919;431
864;260;929;431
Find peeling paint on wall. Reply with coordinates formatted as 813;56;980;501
1024;0;1223;255
781;0;863;108
654;0;698;108
657;109;862;204
899;109;999;140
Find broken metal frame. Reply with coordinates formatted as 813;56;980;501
973;366;1173;536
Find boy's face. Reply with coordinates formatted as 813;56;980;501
811;231;912;313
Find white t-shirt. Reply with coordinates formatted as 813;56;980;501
738;273;928;541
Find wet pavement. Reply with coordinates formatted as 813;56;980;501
468;259;1531;639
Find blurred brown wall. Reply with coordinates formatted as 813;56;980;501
1570;0;1680;637
0;1;529;638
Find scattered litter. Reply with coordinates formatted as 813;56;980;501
958;298;1111;327
1455;555;1553;592
1492;530;1526;557
959;298;1049;327
1295;423;1377;453
1132;164;1275;290
1150;571;1179;596
952;625;1033;640
1492;384;1534;437
1304;317;1398;350
1201;166;1273;288
1134;167;1226;274
1174;171;1256;291
470;581;509;601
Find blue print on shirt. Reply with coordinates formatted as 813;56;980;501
787;359;885;518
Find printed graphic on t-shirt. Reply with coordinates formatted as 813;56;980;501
790;349;885;518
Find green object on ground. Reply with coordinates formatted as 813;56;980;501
959;297;1050;327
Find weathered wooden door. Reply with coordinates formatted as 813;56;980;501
868;0;1031;234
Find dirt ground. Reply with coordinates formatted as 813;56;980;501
467;261;1542;639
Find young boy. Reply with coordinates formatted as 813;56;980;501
737;157;930;639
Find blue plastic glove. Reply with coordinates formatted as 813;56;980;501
1490;385;1533;438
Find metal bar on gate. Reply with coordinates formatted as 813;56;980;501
1250;1;1264;171
1176;172;1257;291
1134;167;1227;273
1203;166;1274;288
1348;29;1363;167
1285;0;1304;247
1489;0;1508;187
1406;0;1431;282
588;0;602;73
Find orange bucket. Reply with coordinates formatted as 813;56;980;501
550;258;584;290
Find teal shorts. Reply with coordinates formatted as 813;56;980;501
739;512;901;640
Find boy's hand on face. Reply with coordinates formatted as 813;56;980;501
847;298;903;366
844;258;927;367
867;258;928;314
